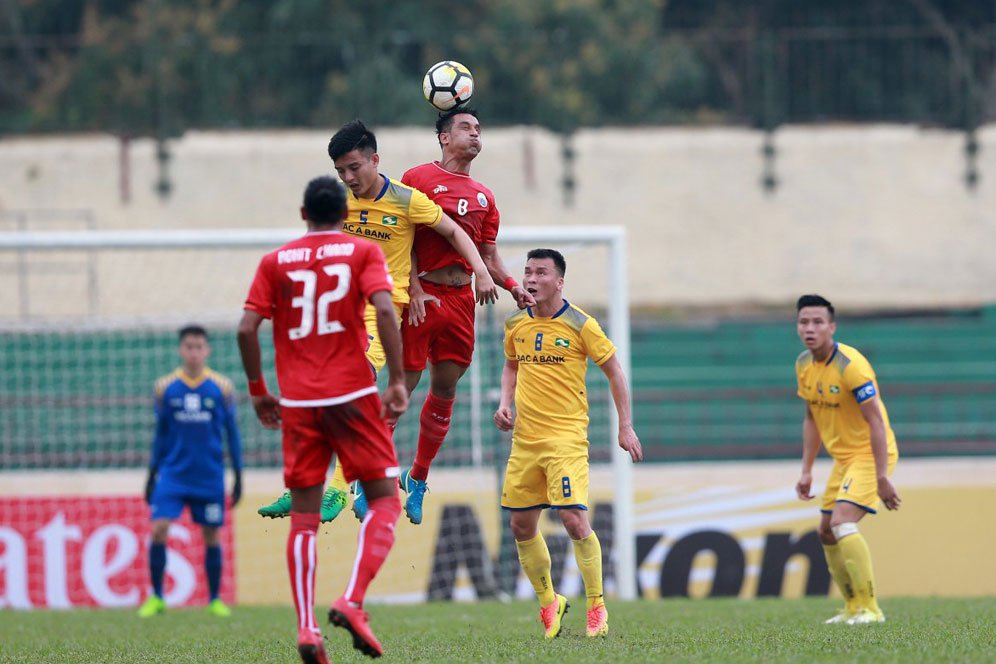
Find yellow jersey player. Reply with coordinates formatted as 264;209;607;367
257;120;497;523
494;248;643;640
794;294;901;625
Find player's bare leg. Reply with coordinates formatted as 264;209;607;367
511;509;569;639
399;361;466;524
287;485;329;664
559;508;607;637
329;477;401;658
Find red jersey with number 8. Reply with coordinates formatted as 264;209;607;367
402;161;500;274
244;230;392;406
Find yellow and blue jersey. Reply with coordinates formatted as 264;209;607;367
503;301;616;446
795;342;898;462
343;175;442;305
151;368;243;498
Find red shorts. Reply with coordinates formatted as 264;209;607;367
280;394;399;489
402;280;476;371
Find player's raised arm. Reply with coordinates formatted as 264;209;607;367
431;213;498;304
598;355;643;462
372;289;409;423
493;358;518;432
479;242;535;309
237;310;281;430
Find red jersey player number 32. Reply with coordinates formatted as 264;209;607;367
237;175;408;662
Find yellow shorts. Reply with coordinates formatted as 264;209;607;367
501;440;589;510
821;455;898;514
363;301;404;373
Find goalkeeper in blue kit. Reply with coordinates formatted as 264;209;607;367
137;325;244;618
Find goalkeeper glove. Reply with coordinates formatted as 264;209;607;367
231;471;243;507
144;468;157;504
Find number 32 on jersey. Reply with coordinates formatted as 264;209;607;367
286;265;351;339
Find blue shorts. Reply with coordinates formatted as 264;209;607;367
150;486;225;527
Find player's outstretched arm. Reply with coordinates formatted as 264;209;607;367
858;397;901;510
599;355;643;462
431;213;498;304
479;243;535;309
493;359;518;431
372;290;409;423
796;406;821;500
237;310;281;430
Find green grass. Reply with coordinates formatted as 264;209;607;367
1;598;994;663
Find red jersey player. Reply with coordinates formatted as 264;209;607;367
237;176;407;663
396;108;535;525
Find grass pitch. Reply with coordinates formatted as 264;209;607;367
1;597;993;663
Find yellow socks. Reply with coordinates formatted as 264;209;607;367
837;530;881;614
823;543;858;613
516;533;556;606
572;532;604;610
329;461;349;493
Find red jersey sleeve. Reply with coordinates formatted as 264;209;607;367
357;243;393;301
244;254;276;319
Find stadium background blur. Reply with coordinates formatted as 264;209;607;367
2;0;995;614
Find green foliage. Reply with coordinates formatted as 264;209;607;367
1;0;995;134
1;598;994;663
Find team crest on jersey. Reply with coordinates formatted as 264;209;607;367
433;184;448;194
555;338;570;348
477;192;488;208
381;216;398;226
184;393;201;411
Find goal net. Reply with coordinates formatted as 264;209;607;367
0;226;633;609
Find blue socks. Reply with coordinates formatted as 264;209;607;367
205;545;222;601
149;542;166;598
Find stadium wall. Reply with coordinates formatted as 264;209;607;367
1;124;995;315
2;458;994;609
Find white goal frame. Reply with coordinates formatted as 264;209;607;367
0;225;636;601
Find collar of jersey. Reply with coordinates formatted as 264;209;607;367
431;161;469;178
822;342;839;365
527;299;570;319
174;367;211;389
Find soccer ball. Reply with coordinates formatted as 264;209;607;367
422;61;474;111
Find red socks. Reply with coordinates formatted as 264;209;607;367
287;511;320;634
411;392;454;481
343;494;401;606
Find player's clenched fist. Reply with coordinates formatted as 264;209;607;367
493;406;515;431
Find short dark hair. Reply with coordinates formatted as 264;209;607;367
797;294;835;320
303;176;347;224
527;248;566;277
436;107;479;137
178;324;208;342
328;120;377;161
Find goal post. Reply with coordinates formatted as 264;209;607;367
0;225;636;602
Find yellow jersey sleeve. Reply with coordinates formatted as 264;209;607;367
580;317;616;366
409;188;443;227
840;352;879;403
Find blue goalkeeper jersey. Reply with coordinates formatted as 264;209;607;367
150;368;243;498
